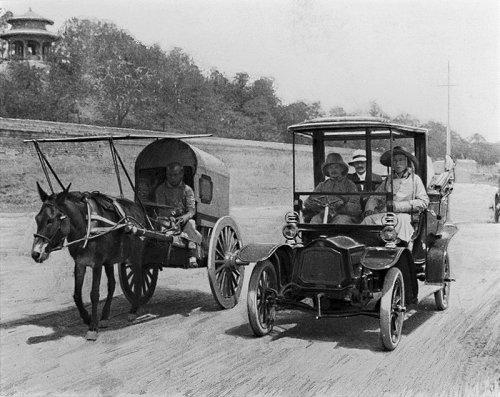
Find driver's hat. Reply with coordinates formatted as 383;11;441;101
322;152;348;176
348;149;367;165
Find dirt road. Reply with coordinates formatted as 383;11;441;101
1;183;499;396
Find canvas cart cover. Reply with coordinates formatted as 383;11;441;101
135;138;229;227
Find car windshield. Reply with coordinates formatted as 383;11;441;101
293;132;420;225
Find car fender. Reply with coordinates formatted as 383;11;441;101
426;223;458;283
361;246;417;303
360;246;407;271
236;243;293;265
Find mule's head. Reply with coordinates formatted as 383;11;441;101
31;182;72;263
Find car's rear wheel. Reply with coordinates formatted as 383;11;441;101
434;253;451;310
247;260;277;336
380;267;405;351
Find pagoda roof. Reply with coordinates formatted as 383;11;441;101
0;29;59;40
7;8;54;25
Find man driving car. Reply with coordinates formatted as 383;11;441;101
304;152;361;224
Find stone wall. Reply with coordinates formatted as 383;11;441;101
1;117;497;184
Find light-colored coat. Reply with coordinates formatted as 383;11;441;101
362;169;429;242
365;170;429;214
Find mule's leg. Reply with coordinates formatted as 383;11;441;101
73;264;90;325
86;264;102;341
100;264;115;328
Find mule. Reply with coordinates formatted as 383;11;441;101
31;183;146;340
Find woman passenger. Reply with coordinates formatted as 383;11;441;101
362;146;429;243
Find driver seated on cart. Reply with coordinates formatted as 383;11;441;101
304;152;361;224
154;162;201;268
361;146;429;244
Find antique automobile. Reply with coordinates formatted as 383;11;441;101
28;134;245;316
237;117;457;350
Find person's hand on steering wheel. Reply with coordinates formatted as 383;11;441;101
363;209;375;218
328;198;345;211
176;214;190;226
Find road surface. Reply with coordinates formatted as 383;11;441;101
0;183;499;396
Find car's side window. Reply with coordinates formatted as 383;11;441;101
199;174;213;204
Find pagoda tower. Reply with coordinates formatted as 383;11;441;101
0;8;59;61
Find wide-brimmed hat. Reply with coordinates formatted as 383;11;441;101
322;152;349;175
348;149;367;165
380;146;418;168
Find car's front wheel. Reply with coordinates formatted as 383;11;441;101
247;260;277;336
379;267;405;351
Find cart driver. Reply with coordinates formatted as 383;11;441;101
154;162;201;268
303;152;361;224
361;146;429;244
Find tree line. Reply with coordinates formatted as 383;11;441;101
0;16;497;165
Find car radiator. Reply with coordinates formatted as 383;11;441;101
296;247;345;287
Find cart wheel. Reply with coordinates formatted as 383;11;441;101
118;263;158;306
207;216;245;309
380;267;405;351
434;253;451;310
247;260;277;336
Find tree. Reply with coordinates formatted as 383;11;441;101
276;101;323;142
146;47;208;131
369;100;390;119
231;72;250;111
468;134;499;165
0;62;48;119
328;106;347;117
393;113;420;126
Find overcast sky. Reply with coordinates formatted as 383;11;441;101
2;0;499;142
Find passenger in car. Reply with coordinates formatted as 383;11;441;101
304;152;361;224
361;146;429;243
347;149;383;192
155;162;200;267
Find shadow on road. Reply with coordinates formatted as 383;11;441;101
226;302;438;351
0;286;217;344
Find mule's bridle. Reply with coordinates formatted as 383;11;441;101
33;203;69;253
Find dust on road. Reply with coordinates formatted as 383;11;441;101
0;183;499;396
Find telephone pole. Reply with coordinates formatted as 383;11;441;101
438;61;457;157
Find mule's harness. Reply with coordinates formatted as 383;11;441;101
36;195;145;253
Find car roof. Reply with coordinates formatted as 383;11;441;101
288;116;427;138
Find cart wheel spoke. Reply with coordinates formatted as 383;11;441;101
215;263;226;274
223;227;231;250
118;263;158;307
215;244;224;259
